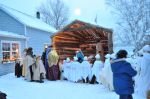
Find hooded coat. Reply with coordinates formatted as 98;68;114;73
111;59;137;95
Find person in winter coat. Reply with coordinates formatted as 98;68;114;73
111;50;137;99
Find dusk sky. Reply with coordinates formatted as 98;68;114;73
0;0;117;29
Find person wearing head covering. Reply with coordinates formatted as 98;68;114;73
90;54;104;84
111;50;137;99
62;57;71;80
47;49;60;80
21;48;27;77
81;56;92;83
100;54;114;90
69;56;82;82
25;47;35;81
44;45;52;79
76;49;84;63
32;55;46;83
136;45;150;97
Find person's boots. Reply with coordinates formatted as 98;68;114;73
39;73;44;83
86;77;89;83
90;75;96;84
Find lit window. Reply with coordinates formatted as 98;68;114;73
1;41;20;62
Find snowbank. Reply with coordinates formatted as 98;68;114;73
0;73;145;99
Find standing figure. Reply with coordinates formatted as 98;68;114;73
25;47;35;81
81;56;92;83
15;59;22;78
100;54;114;90
111;50;137;99
62;58;71;80
90;54;103;84
21;48;27;77
45;46;52;79
136;45;150;97
69;57;82;82
33;55;46;83
47;49;60;80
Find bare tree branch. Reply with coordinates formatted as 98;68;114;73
38;0;70;30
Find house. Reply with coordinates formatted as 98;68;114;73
0;5;56;76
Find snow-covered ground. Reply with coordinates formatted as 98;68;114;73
0;73;145;99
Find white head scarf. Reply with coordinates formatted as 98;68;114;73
84;56;88;61
73;56;78;61
95;54;100;59
66;57;70;63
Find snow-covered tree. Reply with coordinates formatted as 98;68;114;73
106;0;150;51
38;0;70;30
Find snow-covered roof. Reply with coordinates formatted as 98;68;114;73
0;30;27;39
0;5;57;33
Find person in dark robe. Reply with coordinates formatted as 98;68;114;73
15;59;22;78
47;49;60;80
44;46;52;79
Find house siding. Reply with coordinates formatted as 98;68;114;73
0;37;26;76
26;27;52;55
0;9;25;35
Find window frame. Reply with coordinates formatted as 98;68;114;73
1;40;21;62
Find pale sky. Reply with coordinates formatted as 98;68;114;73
0;0;117;29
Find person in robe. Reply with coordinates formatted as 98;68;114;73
76;49;84;63
69;56;82;82
25;47;35;81
136;45;150;97
41;47;47;66
47;49;60;80
111;50;137;99
62;57;71;80
15;59;22;78
21;48;27;77
45;45;52;79
90;54;104;84
81;56;92;83
100;54;114;90
32;55;46;83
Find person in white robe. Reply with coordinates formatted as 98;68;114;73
62;58;71;80
32;55;46;83
91;54;104;84
100;54;114;90
25;48;35;81
136;45;150;97
81;56;92;83
69;57;82;82
21;48;27;77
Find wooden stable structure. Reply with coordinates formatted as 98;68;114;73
52;20;113;61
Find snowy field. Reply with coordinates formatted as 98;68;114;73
0;73;145;99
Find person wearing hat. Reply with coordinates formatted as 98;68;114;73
90;54;104;84
75;49;84;63
81;56;92;83
32;55;46;83
136;45;150;97
111;50;137;99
